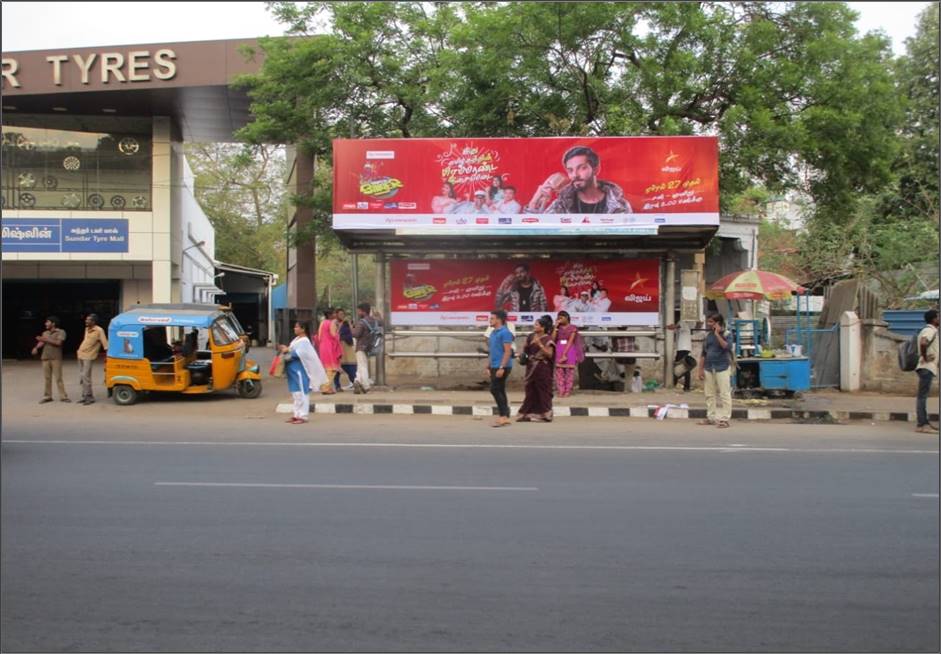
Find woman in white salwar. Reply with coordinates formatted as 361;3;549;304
278;321;329;424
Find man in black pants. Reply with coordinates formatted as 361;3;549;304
486;310;515;428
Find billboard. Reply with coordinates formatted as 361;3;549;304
390;259;660;326
333;136;718;234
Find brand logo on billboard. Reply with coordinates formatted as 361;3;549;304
360;176;404;199
520;315;533;322
661;150;682;173
498;217;512;224
601;316;613;322
600;218;614;224
403;284;437;301
384;217;419;224
476;217;489;224
342;203;357;210
384;202;399;209
561;217;573;224
369;202;384;209
581;217;591;224
655;217;666;223
522;217;539;224
433;217;447;224
356;202;369;210
624;294;654;304
407;263;431;270
456;217;468;225
398;202;416;209
366;150;395;160
475;314;489;322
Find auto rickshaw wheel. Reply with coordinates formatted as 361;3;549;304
237;379;262;399
113;384;139;406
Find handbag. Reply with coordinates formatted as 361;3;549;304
518;351;530;366
268;354;285;378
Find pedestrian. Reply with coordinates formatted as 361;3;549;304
552;310;584;398
32;315;70;403
915;308;939;433
697;312;733;428
279;321;328;425
351;303;382;394
77;313;108;405
516;315;555;422
487;310;514;428
336;308;358;391
316;308;342;395
667;311;695;392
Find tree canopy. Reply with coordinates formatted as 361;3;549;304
225;1;937;305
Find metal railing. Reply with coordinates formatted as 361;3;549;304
386;329;661;360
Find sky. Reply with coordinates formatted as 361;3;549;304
0;1;931;55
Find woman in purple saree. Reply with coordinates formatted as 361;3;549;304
552;310;584;398
517;315;556;422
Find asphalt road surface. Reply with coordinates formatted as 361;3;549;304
2;411;938;652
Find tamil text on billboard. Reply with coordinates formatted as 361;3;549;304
333;137;718;234
390;259;660;326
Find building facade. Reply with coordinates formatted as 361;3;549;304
1;39;263;357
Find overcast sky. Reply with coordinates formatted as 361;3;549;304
1;1;931;56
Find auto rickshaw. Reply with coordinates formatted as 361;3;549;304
105;303;262;405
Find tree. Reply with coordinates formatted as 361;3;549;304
238;2;901;222
185;143;288;274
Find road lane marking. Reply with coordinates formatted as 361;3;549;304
2;440;937;455
912;493;940;498
155;482;538;492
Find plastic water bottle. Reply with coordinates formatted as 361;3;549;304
631;369;643;393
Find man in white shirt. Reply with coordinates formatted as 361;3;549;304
453;190;491;213
667;312;695;391
494;186;522;214
915;308;939;433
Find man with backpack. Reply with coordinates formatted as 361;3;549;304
915;308;939;433
352;302;383;394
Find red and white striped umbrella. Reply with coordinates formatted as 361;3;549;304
705;270;806;301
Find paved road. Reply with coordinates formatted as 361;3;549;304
2;413;938;652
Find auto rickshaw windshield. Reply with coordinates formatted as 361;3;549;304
211;316;242;346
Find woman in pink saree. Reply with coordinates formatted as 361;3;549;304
552;310;584;397
316;308;342;394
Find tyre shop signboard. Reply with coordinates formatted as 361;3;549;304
2;218;129;252
391;258;661;326
332;136;718;234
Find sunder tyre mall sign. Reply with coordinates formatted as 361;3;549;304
2;218;129;253
332;136;719;235
2;49;177;88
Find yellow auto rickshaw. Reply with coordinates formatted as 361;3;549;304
105;303;262;405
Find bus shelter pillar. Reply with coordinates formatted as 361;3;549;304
663;253;677;387
375;252;387;386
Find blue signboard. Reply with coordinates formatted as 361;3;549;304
2;218;129;253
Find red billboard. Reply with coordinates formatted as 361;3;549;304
333;136;718;234
390;259;660;326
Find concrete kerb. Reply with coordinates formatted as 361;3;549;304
275;401;939;424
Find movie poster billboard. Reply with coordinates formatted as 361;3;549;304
333;136;718;234
390;259;661;326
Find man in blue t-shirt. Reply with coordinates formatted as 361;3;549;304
487;310;515;427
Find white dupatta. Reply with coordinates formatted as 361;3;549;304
290;335;329;390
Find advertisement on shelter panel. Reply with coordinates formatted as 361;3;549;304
390;258;660;326
332;136;718;234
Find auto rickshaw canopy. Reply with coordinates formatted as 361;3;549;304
107;304;238;360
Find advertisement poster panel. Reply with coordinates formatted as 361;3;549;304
390;259;660;326
333;136;718;234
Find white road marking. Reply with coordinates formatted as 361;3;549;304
2;440;937;455
911;493;940;498
155;482;538;492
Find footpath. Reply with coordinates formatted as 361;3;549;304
2;351;937;426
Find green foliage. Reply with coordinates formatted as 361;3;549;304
185;143;288;274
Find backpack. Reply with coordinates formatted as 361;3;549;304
361;318;383;357
899;329;936;372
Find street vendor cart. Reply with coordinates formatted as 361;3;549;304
706;270;810;397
